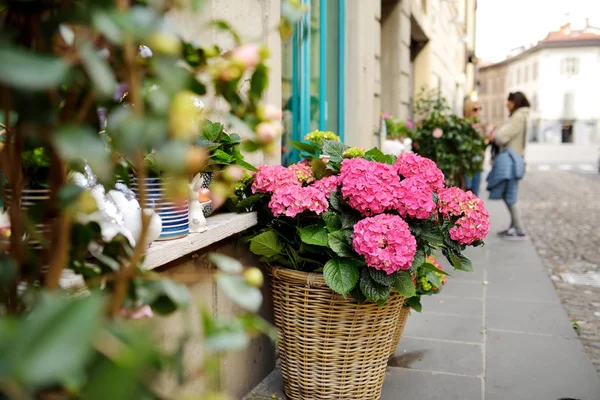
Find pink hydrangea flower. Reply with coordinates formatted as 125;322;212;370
449;207;490;245
395;152;445;193
352;214;417;274
311;175;340;198
268;184;328;218
406;119;414;130
340;158;402;215
437;187;490;245
432;128;443;138
395;177;436;219
383;112;390;119
437;187;467;216
252;165;300;194
288;161;315;183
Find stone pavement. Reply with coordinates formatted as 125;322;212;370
245;200;600;400
519;170;600;374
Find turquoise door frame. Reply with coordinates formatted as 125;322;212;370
287;0;345;164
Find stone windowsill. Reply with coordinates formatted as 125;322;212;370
143;212;258;270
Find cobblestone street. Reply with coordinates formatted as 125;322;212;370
519;170;600;374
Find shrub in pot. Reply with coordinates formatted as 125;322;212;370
231;131;490;399
409;90;487;188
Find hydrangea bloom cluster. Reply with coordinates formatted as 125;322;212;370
395;177;436;219
235;171;255;192
417;256;447;293
289;161;315;183
311;175;340;198
340;158;402;215
395;152;445;193
437;187;466;216
352;214;417;274
251;165;300;194
342;147;366;158
304;130;340;144
269;185;328;218
437;187;490;245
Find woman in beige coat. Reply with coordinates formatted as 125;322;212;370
489;91;530;240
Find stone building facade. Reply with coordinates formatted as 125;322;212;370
479;22;600;145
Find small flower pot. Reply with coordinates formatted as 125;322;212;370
131;177;189;241
197;172;215;217
3;186;52;249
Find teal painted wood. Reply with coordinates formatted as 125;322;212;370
338;0;345;142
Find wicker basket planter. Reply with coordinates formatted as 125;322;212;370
389;305;411;357
270;266;406;400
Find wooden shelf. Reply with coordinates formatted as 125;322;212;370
143;212;257;270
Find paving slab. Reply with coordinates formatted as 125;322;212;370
436;280;484;299
403;312;484;344
381;368;482;400
390;337;483;377
485;265;561;304
487;297;578;337
421;295;483;317
486;330;600;400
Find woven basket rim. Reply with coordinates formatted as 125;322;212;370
269;265;329;288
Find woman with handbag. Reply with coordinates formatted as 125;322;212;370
487;92;530;240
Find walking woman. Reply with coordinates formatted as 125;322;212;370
487;92;530;240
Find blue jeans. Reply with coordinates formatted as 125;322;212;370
464;171;482;197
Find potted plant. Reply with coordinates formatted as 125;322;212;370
230;131;490;399
195;120;256;217
409;90;487;188
382;113;413;155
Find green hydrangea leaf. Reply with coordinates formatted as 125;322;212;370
359;269;391;303
394;270;416;298
249;230;283;257
406;296;422;312
328;230;354;257
298;225;329;247
369;269;395;286
411;248;426;269
323;259;360;296
322;212;342;232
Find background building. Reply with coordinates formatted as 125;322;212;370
479;21;600;145
282;0;479;160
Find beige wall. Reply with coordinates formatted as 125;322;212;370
344;1;382;150
167;0;282;166
478;63;509;127
151;239;276;400
379;0;477;127
160;2;281;398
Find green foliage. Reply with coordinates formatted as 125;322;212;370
384;116;412;140
196;120;252;171
410;89;487;187
298;225;329;247
249;230;284;257
393;271;416;298
359;269;391;305
323;259;360;296
0;1;306;397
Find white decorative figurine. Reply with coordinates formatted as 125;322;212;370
188;173;212;233
71;165;162;248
